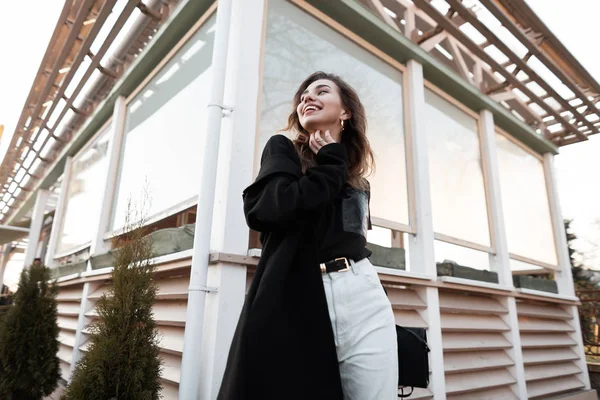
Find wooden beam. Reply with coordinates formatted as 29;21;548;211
412;0;587;142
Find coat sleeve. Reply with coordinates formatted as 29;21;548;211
242;135;348;232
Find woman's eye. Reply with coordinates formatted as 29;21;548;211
318;90;326;95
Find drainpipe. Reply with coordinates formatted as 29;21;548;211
178;0;233;398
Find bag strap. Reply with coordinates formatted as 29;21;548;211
398;386;414;398
398;325;430;352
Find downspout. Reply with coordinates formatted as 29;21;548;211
178;0;233;398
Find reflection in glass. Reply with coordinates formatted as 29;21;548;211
425;89;490;247
261;0;409;225
111;17;216;230
58;129;111;254
496;134;557;265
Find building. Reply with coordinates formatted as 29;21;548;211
0;0;598;398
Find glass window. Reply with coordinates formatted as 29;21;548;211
57;128;111;254
111;16;216;230
425;88;490;247
496;134;557;265
260;0;409;226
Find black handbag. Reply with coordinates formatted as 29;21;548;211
396;325;430;398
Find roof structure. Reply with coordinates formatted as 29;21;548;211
0;0;179;224
360;0;600;145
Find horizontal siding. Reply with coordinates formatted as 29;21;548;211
55;282;84;381
58;266;190;399
440;290;517;397
517;299;585;399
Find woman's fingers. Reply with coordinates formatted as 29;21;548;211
309;132;319;154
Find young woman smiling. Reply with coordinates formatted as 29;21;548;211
218;72;397;400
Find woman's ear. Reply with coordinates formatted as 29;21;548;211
341;110;351;121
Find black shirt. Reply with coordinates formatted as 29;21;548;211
315;183;373;264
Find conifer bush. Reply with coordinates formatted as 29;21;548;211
0;260;60;400
63;206;162;400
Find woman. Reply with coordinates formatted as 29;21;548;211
218;72;398;400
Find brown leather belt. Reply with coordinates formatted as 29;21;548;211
320;257;351;274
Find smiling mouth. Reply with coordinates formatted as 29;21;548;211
303;105;320;115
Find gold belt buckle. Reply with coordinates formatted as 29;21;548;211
335;257;350;272
320;257;350;273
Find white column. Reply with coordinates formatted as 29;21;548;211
24;189;50;267
45;157;73;266
479;110;528;398
404;60;446;399
190;1;266;398
0;244;11;289
478;110;512;287
543;154;590;388
68;281;96;378
543;153;575;296
179;0;235;398
90;96;128;259
567;304;592;389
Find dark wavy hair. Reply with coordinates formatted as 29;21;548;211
282;71;375;190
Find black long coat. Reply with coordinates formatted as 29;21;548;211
217;134;349;400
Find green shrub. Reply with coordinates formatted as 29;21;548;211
0;262;60;400
62;209;162;400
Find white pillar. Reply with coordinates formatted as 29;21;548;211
479;110;528;398
543;153;575;296
69;281;99;378
0;244;11;289
543;154;590;388
196;1;267;398
24;189;50;267
404;60;446;399
179;0;235;398
90;96;127;260
478;110;512;287
45;156;73;267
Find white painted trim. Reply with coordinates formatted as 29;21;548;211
422;286;446;399
53;241;91;260
45;157;73;266
404;60;436;277
516;288;579;302
69;282;92;378
81;267;113;278
509;252;560;271
404;60;446;398
438;275;512;292
543;153;576;296
105;196;198;240
24;189;50;267
90;96;128;258
56;272;82;283
567;304;592;389
0;244;11;288
433;232;493;254
502;297;528;399
479;110;513;287
370;217;414;234
375;266;435;281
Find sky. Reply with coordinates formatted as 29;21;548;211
523;0;600;268
0;1;598;289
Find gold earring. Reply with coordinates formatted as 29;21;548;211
340;119;345;131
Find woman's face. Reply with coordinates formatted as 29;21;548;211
296;79;348;133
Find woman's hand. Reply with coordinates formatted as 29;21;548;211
309;130;337;155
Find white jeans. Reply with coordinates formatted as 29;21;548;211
322;257;398;400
